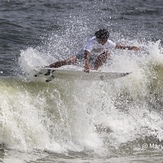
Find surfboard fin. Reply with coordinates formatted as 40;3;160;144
45;75;55;82
34;72;43;77
44;70;51;76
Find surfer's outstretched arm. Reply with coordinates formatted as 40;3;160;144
115;44;140;51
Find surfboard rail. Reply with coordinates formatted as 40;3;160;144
34;66;132;82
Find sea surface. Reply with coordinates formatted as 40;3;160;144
0;0;163;162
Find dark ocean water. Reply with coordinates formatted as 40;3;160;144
0;0;163;163
0;0;163;76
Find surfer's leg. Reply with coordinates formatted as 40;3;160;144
94;51;110;70
49;56;77;68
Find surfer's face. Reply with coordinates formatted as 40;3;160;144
97;38;108;45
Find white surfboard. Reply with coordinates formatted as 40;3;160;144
34;65;132;82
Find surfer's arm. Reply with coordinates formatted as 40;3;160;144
115;44;140;51
84;50;90;73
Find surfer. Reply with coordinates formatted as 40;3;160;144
48;29;140;72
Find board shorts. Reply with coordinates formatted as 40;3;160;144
75;50;113;68
75;49;97;67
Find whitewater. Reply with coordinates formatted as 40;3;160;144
0;37;162;162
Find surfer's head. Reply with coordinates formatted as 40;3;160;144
95;29;109;45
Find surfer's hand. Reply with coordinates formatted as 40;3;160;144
130;46;140;51
84;65;90;73
84;68;90;73
105;50;110;56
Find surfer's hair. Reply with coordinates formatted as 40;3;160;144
95;29;109;39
